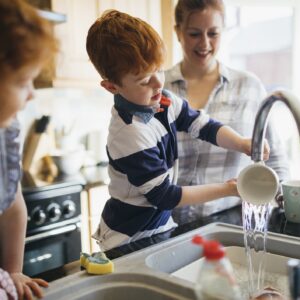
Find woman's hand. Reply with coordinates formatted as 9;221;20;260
262;139;270;160
241;138;270;161
10;273;48;300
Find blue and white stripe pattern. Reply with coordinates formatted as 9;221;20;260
93;89;223;250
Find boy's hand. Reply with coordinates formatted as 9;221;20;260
10;272;48;300
242;138;270;161
225;178;238;197
262;139;270;160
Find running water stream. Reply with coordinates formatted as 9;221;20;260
242;200;273;298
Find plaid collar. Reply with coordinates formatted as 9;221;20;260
167;61;231;85
114;91;171;124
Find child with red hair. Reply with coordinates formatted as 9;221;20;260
0;0;57;298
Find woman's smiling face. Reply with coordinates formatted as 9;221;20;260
176;7;223;70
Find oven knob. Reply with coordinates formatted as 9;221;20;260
31;207;46;225
47;203;62;222
63;200;76;218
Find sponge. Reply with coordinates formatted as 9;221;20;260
80;252;114;275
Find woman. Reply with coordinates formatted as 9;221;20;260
0;0;57;299
164;0;289;217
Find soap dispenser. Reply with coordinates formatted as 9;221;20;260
192;235;242;300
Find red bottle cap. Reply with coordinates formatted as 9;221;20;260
192;235;205;245
203;240;225;260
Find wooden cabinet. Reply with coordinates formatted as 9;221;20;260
51;0;100;87
51;0;163;87
81;184;109;253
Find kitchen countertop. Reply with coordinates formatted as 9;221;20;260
22;167;300;282
37;203;300;282
105;204;300;259
21;164;109;193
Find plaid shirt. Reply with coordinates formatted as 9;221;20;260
164;62;289;216
0;119;21;215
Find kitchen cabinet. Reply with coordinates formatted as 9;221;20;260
81;184;109;253
51;0;99;87
51;0;165;88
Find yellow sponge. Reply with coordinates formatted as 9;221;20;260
80;252;114;275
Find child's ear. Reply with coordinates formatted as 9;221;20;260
100;80;119;94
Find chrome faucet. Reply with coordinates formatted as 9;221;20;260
251;90;300;162
251;90;300;299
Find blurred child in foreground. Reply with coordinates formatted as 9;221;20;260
0;0;57;298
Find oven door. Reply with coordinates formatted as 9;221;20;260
23;218;81;277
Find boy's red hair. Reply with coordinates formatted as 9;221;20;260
86;10;166;85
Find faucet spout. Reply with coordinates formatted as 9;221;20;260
251;90;300;162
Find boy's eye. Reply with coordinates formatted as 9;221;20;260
140;78;150;86
139;69;163;86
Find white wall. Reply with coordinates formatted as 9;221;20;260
18;87;113;159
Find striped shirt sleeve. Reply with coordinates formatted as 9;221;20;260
168;90;223;145
108;122;182;210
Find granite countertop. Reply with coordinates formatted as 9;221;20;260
105;204;300;259
38;203;300;282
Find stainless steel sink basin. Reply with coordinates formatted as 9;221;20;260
43;223;300;299
43;272;196;300
145;223;300;273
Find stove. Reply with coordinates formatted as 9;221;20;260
22;172;85;277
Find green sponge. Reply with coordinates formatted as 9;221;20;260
80;252;114;275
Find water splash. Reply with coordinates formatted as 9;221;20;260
242;200;272;298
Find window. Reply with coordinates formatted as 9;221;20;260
171;0;300;178
222;1;300;178
221;4;294;92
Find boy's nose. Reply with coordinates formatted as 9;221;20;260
153;73;164;89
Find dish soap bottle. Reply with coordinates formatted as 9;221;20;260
192;235;242;300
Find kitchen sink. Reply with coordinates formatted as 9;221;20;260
43;272;196;300
145;223;300;272
43;223;300;299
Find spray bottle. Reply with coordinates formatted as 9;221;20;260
192;235;242;300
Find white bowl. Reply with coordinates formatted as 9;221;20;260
52;149;84;175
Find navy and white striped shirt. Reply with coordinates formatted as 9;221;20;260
93;89;223;251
